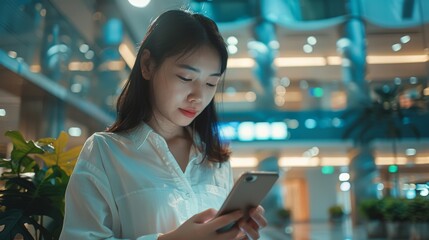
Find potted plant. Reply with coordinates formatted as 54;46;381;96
359;198;386;238
408;197;429;239
0;130;81;239
277;208;291;226
328;205;344;225
382;197;411;239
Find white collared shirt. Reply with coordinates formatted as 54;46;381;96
60;123;233;240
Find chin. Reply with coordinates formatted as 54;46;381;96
175;118;194;127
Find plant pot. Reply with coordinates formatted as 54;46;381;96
329;216;343;229
410;222;429;240
365;220;386;239
386;221;410;239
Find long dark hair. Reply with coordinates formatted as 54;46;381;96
108;10;230;163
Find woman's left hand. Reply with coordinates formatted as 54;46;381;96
235;205;267;240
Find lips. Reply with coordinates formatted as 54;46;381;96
179;108;197;118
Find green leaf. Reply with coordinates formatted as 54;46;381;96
4;131;44;174
6;177;36;192
5;131;44;155
0;209;33;240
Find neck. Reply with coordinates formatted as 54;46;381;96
146;118;187;141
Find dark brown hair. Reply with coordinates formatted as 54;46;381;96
108;10;230;163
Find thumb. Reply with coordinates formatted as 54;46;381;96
193;208;218;224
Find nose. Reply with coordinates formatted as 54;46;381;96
188;82;203;103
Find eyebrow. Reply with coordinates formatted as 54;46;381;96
177;64;222;77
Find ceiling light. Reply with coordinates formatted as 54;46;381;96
339;173;350;181
303;44;313;53
331;117;343;128
227;36;238;45
68;62;93;71
247;41;268;54
226;54;427;69
255;122;270;140
30;65;41;72
321;157;349;166
392;43;402;52
245;91;257;102
275;85;286;96
269;40;279;49
237;122;255;141
300;80;309;89
275;57;326;67
8;51;17;58
271;122;288;139
219;124;236;140
340;182;351;191
278;157;319;167
309;147;319;156
280;77;290;87
227;45;238;54
405;148;416;156
79;44;89;53
0;109;6;117
336;38;351;52
227;58;254;68
367;55;428;64
394;77;402;85
400;35;411;44
230;157;258;168
409;76;417;84
416;157;429;164
326;56;342;65
286;119;299;129
284;92;302;102
68;127;82;137
307;36;317;45
128;0;150;8
84;50;94;59
375;157;407;165
70;83;82;93
275;95;285;106
304;119;317;129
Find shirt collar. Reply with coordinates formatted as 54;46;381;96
127;122;204;162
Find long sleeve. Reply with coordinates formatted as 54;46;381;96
60;135;162;240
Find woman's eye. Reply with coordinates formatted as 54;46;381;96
206;83;217;87
176;75;192;81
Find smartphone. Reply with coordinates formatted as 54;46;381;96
215;171;279;233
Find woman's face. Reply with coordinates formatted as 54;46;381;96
149;45;222;129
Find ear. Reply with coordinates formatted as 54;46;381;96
140;49;155;80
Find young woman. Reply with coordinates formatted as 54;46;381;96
60;10;267;240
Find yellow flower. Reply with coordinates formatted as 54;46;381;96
37;131;82;175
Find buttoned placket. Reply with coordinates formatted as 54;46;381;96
149;131;199;220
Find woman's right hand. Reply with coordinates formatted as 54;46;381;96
158;208;243;240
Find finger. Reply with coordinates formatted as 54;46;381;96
217;226;241;240
193;208;218;223
246;219;260;230
208;210;243;229
234;230;246;240
249;207;268;229
251;206;265;215
239;222;260;240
